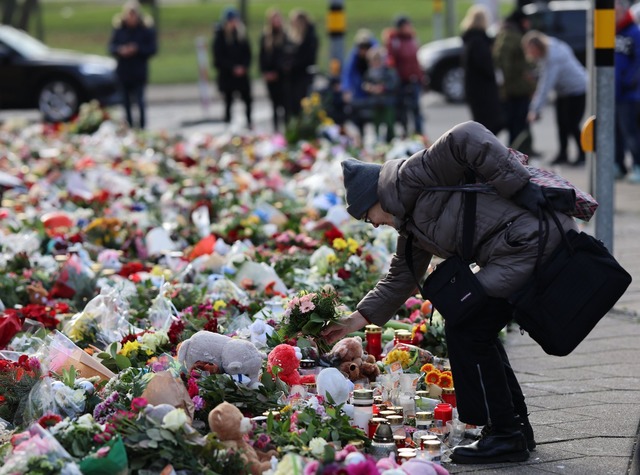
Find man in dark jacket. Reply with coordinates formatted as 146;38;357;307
212;7;252;129
108;0;157;129
324;121;578;464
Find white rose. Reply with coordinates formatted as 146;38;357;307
161;408;189;432
76;413;95;429
309;437;327;457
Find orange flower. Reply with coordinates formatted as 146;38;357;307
425;369;441;384
438;373;454;388
420;363;435;374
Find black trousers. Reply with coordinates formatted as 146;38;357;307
222;76;252;126
503;95;531;151
445;297;528;427
266;79;286;132
555;93;586;162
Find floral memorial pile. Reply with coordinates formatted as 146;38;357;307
0;112;489;474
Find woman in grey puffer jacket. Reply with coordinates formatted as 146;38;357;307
323;121;577;464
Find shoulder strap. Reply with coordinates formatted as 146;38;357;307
405;170;478;291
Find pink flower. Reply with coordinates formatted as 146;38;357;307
96;446;111;458
303;460;320;475
405;297;422;309
130;397;148;411
299;300;315;314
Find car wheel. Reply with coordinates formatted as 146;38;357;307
441;66;465;103
38;80;80;122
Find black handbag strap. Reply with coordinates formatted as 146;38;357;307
405;170;480;294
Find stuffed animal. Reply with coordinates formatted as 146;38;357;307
316;368;354;406
177;331;265;388
326;336;380;382
208;402;277;475
266;344;302;387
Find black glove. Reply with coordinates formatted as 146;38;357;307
513;182;546;213
542;187;576;213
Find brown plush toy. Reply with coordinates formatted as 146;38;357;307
208;401;276;475
327;336;380;382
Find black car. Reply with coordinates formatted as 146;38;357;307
0;25;121;122
418;0;589;103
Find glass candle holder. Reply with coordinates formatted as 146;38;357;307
365;324;383;361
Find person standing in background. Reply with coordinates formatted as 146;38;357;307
284;9;318;118
614;0;640;183
523;31;587;166
212;7;252;129
108;0;157;129
361;46;399;143
385;15;424;138
493;8;537;155
259;8;288;132
460;5;503;135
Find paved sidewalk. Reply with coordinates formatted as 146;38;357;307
156;83;640;474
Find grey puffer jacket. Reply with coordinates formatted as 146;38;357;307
357;121;577;326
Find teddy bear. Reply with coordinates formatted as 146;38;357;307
177;331;265;388
266;344;302;387
326;336;380;382
208;402;277;475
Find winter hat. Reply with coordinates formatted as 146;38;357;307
395;15;410;28
222;6;239;23
341;158;381;220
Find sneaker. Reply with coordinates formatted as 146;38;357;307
451;425;529;464
628;166;640;184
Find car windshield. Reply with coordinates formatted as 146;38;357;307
0;26;49;58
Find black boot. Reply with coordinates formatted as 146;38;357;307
515;414;536;451
451;424;529;464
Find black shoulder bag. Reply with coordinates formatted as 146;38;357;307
509;205;632;356
406;182;488;326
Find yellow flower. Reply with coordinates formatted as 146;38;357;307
310;93;321;106
332;238;347;251
384;349;411;368
120;340;140;358
301;97;311;110
213;300;227;312
346;238;359;254
327;254;338;264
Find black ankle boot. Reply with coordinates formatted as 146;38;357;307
450;424;529;464
515;414;536;451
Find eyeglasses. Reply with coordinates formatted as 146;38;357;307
363;211;373;224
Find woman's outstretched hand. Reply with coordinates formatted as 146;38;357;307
321;311;368;345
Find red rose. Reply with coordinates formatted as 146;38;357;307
0;313;23;349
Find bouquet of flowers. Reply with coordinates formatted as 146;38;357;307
276;289;342;354
0;423;82;475
0;355;42;426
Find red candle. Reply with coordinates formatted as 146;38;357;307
365;324;382;361
434;403;453;425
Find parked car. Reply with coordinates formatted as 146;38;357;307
418;0;589;103
0;25;121;122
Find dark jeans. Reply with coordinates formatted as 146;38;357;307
555;93;586;162
121;81;146;129
223;76;252;127
615;101;640;174
445;297;528;427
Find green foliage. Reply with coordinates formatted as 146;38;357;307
197;372;285;418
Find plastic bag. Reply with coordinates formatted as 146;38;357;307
148;282;179;331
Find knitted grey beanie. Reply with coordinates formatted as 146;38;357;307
341;158;381;220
